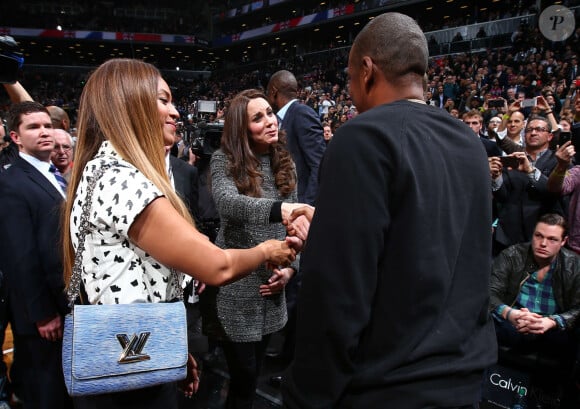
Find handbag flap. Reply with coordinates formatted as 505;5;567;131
70;302;187;380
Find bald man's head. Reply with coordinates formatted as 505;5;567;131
46;105;71;131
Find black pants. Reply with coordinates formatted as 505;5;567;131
11;334;73;409
72;382;177;409
494;315;576;366
184;301;208;367
220;335;271;409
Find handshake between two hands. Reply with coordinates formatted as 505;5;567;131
260;204;315;297
265;203;315;266
282;203;315;253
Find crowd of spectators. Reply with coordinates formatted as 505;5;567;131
1;6;580;407
1;14;578;139
0;0;208;36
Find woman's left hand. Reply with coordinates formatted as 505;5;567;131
259;267;295;296
179;353;200;398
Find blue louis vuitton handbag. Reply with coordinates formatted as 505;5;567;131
62;165;188;396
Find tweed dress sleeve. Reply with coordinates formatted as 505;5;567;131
209;149;279;225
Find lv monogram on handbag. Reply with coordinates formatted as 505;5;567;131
63;303;187;396
62;164;188;397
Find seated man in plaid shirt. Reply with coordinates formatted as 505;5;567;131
489;213;580;366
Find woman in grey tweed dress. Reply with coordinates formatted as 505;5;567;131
201;89;304;409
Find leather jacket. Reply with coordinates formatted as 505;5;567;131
490;243;580;330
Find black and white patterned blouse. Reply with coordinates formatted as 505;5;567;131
70;141;183;304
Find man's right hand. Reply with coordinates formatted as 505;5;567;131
36;314;63;341
555;140;575;167
489;157;502;179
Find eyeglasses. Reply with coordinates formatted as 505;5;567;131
464;121;481;125
524;127;549;133
489;120;501;124
54;144;72;152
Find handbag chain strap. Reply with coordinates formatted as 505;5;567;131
67;163;184;308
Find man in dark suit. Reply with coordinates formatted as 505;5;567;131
433;84;449;108
490;116;565;254
167;150;208;367
267;70;326;206
0;101;72;408
265;70;326;383
169;153;199;223
462;110;502;157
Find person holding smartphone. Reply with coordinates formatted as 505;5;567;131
491;116;565;255
494;96;559;153
547;136;580;254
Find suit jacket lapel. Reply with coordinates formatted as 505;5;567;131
15;157;63;202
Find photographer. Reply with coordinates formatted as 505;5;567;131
0;37;36;174
494;96;560;154
0;36;23;86
491;116;565;254
188;121;223;243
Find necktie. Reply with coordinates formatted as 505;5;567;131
49;164;68;194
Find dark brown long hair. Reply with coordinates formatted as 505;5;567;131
220;89;296;198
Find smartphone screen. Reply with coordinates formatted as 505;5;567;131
499;156;519;169
521;98;536;108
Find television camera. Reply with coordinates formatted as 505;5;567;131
0;36;24;84
188;121;224;158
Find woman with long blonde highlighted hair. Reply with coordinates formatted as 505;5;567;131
62;59;295;408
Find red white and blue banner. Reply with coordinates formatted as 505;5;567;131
214;4;355;46
0;3;355;48
0;27;209;46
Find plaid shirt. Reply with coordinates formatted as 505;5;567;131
515;263;558;315
496;261;566;329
